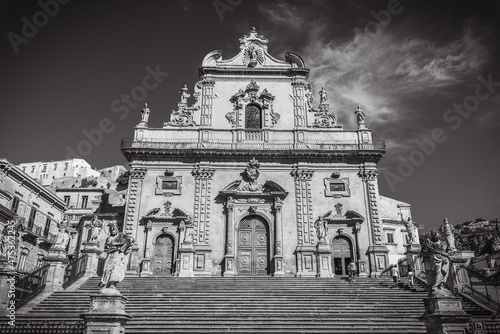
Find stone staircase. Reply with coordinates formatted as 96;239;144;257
5;276;493;333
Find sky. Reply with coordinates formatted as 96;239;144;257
1;0;499;230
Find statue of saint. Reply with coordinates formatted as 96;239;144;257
319;86;328;105
314;216;328;243
424;230;452;297
140;103;150;124
355;105;365;125
0;228;9;257
86;216;102;243
99;223;134;290
53;225;70;250
183;225;194;244
179;84;190;105
440;218;457;253
403;217;418;245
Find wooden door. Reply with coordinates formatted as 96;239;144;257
332;237;352;275
153;234;174;276
238;216;269;275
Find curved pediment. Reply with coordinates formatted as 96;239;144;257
321;209;364;223
220;179;288;199
141;207;191;224
201;28;306;71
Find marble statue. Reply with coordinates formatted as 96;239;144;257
0;228;9;257
86;216;103;243
179;84;190;104
183;226;194;244
403;216;419;245
440;218;457;253
99;223;134;290
424;230;452;297
314;216;328;244
355;105;365;125
53;225;70;250
140;103;150;124
319;86;328;104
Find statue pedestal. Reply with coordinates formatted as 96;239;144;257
316;243;333;278
223;255;236;277
405;243;422;274
126;245;140;276
45;248;69;293
420;296;471;334
178;243;195;277
273;256;285;277
81;242;101;277
0;258;16;317
139;258;151;277
357;260;368;277
367;245;389;277
295;245;317;277
81;290;132;334
448;251;475;292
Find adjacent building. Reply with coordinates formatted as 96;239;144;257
120;29;418;278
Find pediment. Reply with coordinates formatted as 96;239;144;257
322;210;364;223
141;207;190;224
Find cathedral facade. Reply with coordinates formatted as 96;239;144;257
120;29;415;278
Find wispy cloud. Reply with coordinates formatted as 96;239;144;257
258;2;490;152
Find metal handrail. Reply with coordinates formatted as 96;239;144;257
62;254;88;289
15;263;50;309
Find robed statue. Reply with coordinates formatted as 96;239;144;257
423;229;454;297
314;216;328;244
99;223;134;290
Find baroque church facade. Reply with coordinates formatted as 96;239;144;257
120;29;416;278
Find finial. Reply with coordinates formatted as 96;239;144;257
144;103;148;108
251;27;257;33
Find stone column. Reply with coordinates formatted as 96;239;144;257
44;247;69;293
447;251;475;293
81;290;132;334
354;223;368;277
419;296;471;334
177;242;195;277
223;199;235;277
140;222;152;277
273;198;284;276
80;242;102;277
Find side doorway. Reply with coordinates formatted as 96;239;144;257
153;234;175;276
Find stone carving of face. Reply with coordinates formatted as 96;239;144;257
109;224;118;236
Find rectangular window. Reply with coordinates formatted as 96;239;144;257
81;196;88;208
64;196;70;206
31;166;35;173
386;233;394;244
22;166;26;172
162;180;178;190
64;163;68;171
53;163;58;171
42;164;47;172
11;197;20;213
43;217;51;237
28;207;37;230
329;182;345;192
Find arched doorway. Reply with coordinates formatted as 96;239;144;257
245;104;262;129
237;215;269;276
153;234;175;276
331;236;353;276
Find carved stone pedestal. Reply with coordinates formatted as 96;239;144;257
273;256;285;277
419;296;471;334
81;242;102;277
295;245;317;277
316;243;333;278
357;260;368;277
223;255;236;277
405;243;422;273
81;290;132;334
139;258;151;277
45;248;69;293
367;245;389;277
126;245;140;276
178;243;195;277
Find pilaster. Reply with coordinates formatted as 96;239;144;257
197;78;216;127
291;79;308;127
316;242;334;278
125;167;146;274
44;248;69;293
273;198;284;276
223;199;236;277
139;222;153;277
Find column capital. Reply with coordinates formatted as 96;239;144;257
358;166;378;182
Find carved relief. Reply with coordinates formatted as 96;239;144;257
308;86;342;128
237;158;264;192
240;27;268;67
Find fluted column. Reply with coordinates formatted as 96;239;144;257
273;198;285;276
140;221;152;277
223;198;235;277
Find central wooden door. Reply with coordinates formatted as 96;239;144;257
153;234;174;276
238;216;269;275
332;237;352;276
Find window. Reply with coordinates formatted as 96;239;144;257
22;166;26;172
28;207;37;230
53;163;58;171
64;196;70;206
31;166;35;173
42;164;47;172
162;180;178;190
245;104;262;129
43;217;51;237
81;196;88;208
11;197;20;213
386;232;394;244
64;163;69;171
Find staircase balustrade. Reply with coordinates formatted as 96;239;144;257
0;320;86;334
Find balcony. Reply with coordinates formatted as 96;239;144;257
121;135;385;163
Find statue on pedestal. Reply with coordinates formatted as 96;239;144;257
86;215;103;243
355;105;366;126
138;103;150;126
314;216;328;244
403;216;419;245
0;228;9;257
53;225;70;250
423;230;453;297
99;223;134;290
440;218;457;253
319;86;328;105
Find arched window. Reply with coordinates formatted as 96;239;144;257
245;104;262;129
